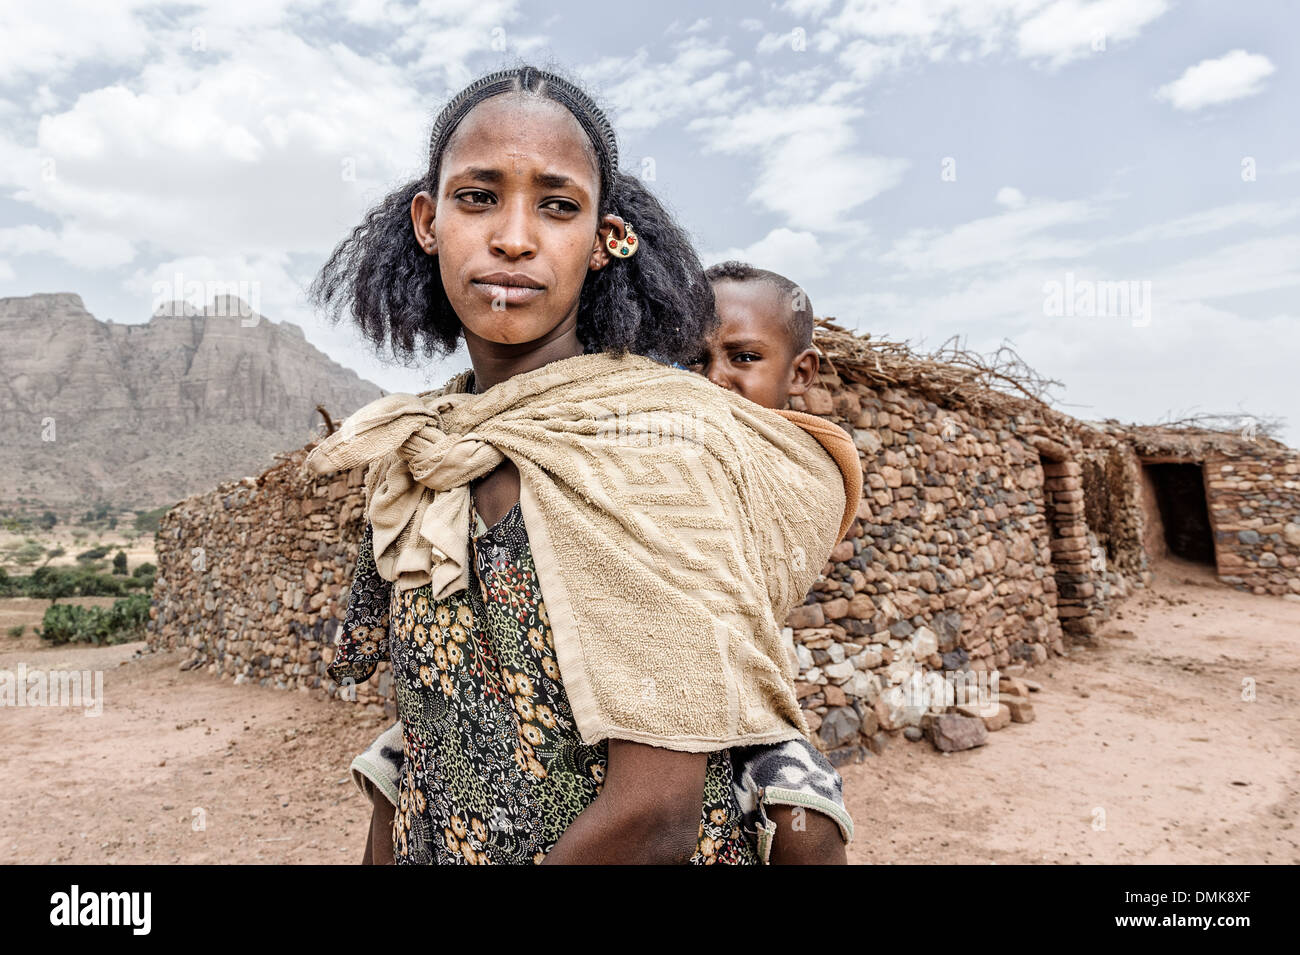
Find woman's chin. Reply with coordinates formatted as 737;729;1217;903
460;313;562;348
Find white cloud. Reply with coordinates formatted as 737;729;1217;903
123;252;299;315
837;38;908;81
758;30;802;54
1016;0;1169;67
701;227;834;280
816;253;1300;444
1113;200;1300;244
1013;301;1299;438
996;186;1026;208
0;0;158;87
587;38;746;131
690;100;908;231
1156;49;1276;111
0;21;453;264
31;85;59;114
785;0;1170;75
882;198;1100;272
782;0;838;17
1151;235;1300;305
0;223;136;269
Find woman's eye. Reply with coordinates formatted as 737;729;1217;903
457;190;495;205
734;352;761;363
541;198;579;214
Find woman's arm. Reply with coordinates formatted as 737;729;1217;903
540;739;706;864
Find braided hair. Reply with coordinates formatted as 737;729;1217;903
310;64;717;368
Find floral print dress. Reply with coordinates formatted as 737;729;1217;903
328;494;758;865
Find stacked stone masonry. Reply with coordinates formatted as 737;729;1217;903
147;336;1300;764
1205;451;1300;596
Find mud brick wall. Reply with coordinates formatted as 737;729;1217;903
1204;449;1300;598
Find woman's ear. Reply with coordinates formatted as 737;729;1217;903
590;213;629;271
786;347;822;397
411;190;438;256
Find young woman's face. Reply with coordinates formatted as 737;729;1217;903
428;94;609;346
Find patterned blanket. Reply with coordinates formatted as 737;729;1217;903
306;351;861;751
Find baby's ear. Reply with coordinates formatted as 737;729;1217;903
786;347;821;396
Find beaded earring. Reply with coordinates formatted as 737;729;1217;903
606;223;639;259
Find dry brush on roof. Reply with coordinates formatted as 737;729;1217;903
811;318;1072;425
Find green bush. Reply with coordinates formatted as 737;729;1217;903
20;566;140;601
8;540;45;568
132;562;156;578
6;624;23;638
133;506;171;534
37;593;150;646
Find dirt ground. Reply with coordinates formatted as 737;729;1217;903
1;555;1296;865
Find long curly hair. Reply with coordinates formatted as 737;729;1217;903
310;64;717;368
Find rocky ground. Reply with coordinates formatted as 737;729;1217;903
1;555;1296;864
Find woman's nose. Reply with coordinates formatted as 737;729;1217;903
491;198;538;258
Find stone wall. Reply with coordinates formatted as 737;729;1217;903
150;345;1268;763
148;450;389;712
1204;449;1300;597
1108;425;1300;599
779;365;1144;761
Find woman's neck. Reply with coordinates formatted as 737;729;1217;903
463;316;586;394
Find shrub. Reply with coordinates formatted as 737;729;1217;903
37;593;150;646
23;566;137;601
133;506;171;534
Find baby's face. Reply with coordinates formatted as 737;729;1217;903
687;279;799;410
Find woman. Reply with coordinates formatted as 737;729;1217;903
306;65;855;864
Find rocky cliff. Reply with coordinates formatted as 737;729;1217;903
0;292;384;510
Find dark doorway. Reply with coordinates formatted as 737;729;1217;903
1143;463;1215;563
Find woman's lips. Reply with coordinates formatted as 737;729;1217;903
471;277;545;306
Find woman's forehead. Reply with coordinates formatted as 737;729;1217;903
441;93;600;186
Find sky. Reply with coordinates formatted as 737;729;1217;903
1;0;1297;444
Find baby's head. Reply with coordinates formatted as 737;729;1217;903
687;261;820;410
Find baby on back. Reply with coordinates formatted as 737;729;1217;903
688;260;854;865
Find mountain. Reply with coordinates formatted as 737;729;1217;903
0;292;384;511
